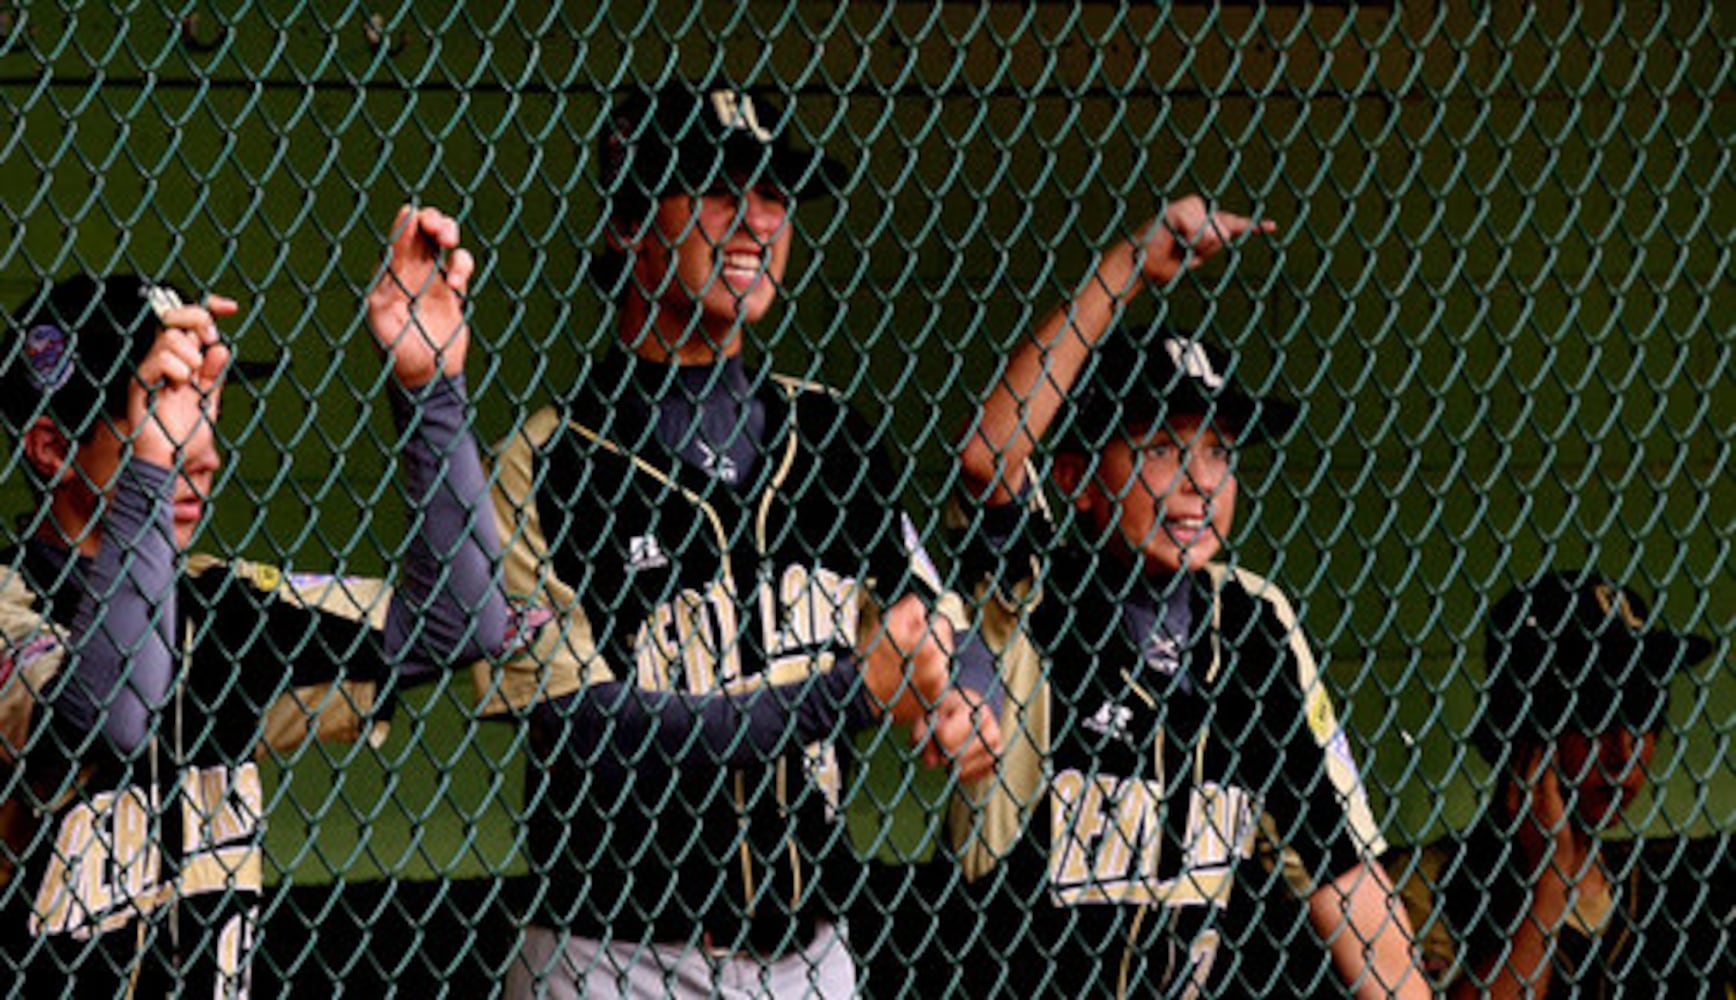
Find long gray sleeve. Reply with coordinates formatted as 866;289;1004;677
56;460;177;755
566;657;877;769
383;374;509;677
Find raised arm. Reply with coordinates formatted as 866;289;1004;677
60;297;234;753
1310;859;1433;1000
1450;750;1589;1000
368;205;509;673
959;196;1276;504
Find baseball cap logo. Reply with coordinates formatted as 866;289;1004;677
23;324;73;392
1163;337;1224;389
709;89;772;143
1593;582;1643;629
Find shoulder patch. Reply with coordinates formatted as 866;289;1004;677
1;633;60;686
283;571;373;595
1306;685;1338;744
503;600;556;657
24;324;75;393
247;562;284;593
1325;728;1362;776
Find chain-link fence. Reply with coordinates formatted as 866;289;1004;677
1;4;1729;996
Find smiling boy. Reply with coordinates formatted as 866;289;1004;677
951;197;1428;998
483;81;989;998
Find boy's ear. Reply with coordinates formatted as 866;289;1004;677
605;218;635;253
1052;451;1087;506
21;417;72;482
1493;738;1554;817
606;207;651;252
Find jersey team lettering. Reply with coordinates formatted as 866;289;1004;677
31;763;264;939
1048;772;1257;908
629;563;858;810
631;564;859;693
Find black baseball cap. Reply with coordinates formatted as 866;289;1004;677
599;79;847;218
1473;570;1717;761
2;273;270;441
1059;329;1299;453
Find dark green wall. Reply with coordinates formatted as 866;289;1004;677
3;4;1729;882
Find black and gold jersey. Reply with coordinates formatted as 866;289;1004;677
949;528;1384;997
3;540;394;996
483;350;929;953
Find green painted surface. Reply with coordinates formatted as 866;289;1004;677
1;5;1728;888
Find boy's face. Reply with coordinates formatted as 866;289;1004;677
626;177;793;360
1554;728;1657;832
1072;413;1239;577
57;396;224;553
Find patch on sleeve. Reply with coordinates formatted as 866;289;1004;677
245;562;285;593
24;325;74;393
284;571;374;594
1326;729;1363;780
504;600;556;657
1;634;60;686
901;512;942;593
1305;685;1338;745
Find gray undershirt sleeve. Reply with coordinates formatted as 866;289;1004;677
58;459;177;755
573;657;877;768
950;630;1006;717
383;374;510;676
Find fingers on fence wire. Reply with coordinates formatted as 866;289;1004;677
914;687;1003;783
367;204;474;388
131;295;234;467
860;595;951;727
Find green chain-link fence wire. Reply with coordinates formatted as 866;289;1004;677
1;3;1728;994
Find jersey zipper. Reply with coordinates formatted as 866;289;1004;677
753;390;804;924
572;389;806;940
1118;575;1226;997
170;618;191;988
